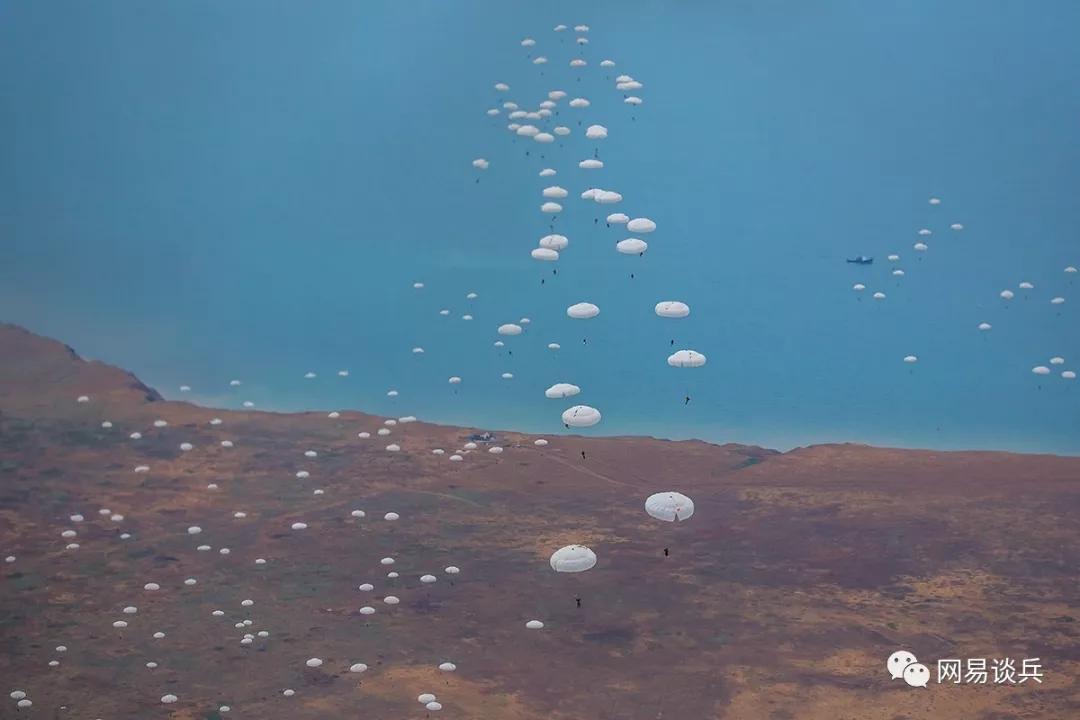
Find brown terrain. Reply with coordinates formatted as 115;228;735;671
0;322;1078;719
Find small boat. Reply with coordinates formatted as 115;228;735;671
846;256;873;265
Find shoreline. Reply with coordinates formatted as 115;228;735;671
5;320;1079;460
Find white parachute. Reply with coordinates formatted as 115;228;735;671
539;234;569;250
532;247;560;261
562;405;601;427
626;217;656;233
549;545;597;573
617;238;648;254
544;383;581;399
567;302;599;319
645;492;696;522
655;301;690;318
667;350;706;368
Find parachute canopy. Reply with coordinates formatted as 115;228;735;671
585;124;609;140
539;234;569;250
567;302;600;319
617;238;648;254
549;544;597;573
562;404;601;427
645;491;696;522
667;350;706;368
627;217;656;233
532;247;560;261
594;190;622;204
655;301;690;318
545;382;581;399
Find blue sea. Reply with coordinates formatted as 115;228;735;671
2;0;1078;454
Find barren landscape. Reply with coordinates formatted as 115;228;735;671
1;323;1078;719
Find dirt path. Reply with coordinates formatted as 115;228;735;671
544;451;639;489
